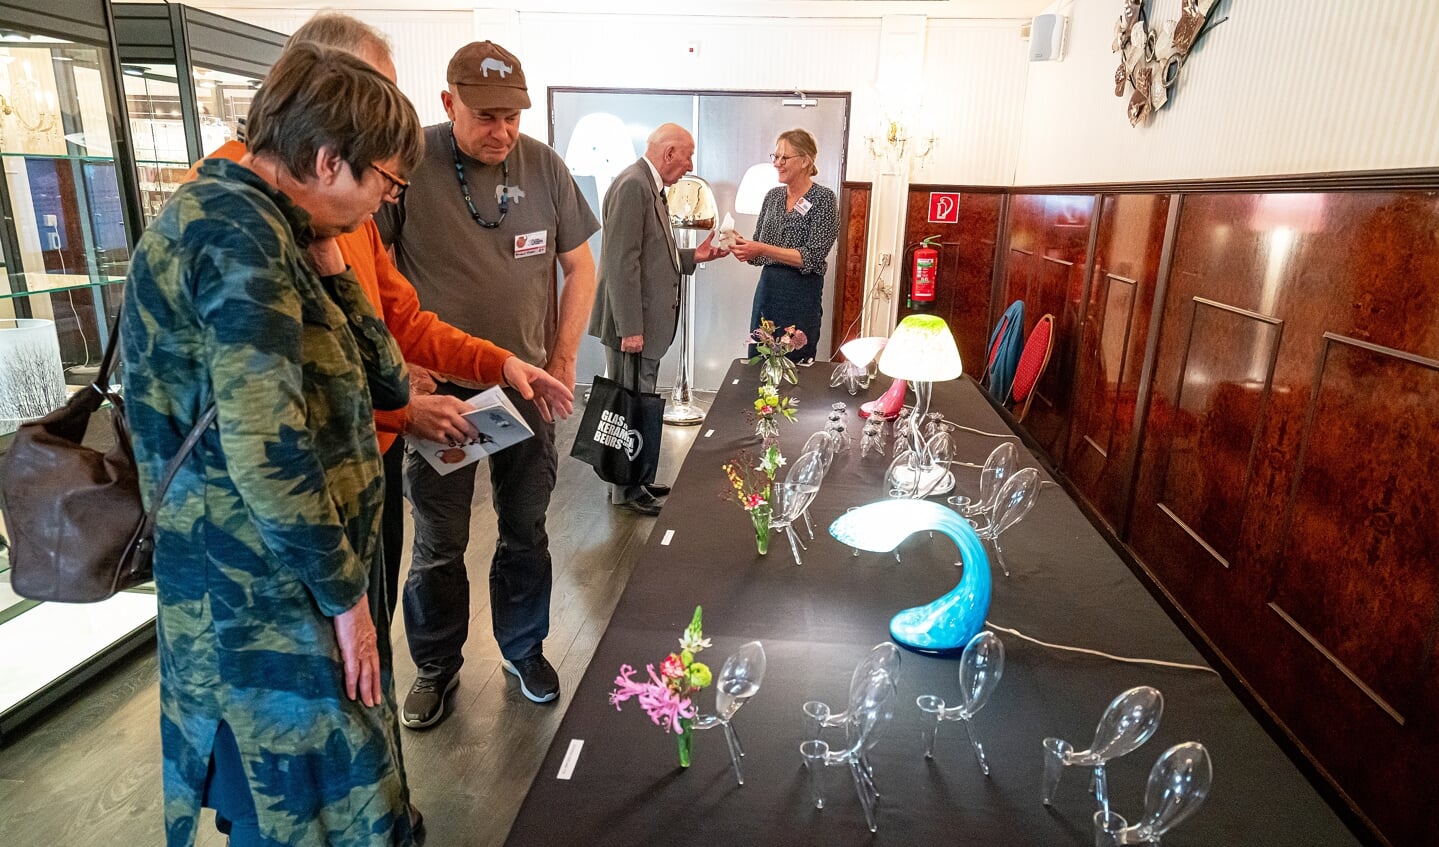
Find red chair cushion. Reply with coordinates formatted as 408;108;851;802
1011;316;1053;402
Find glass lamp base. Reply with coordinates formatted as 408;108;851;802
663;402;706;425
887;464;955;497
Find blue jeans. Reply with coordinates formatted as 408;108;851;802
402;384;557;678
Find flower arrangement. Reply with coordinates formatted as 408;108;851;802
610;606;713;767
752;385;798;445
724;450;781;555
748;318;808;388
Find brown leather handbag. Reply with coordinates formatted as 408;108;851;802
0;319;214;603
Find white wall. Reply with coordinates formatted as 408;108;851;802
206;9;475;127
1014;0;1439;184
203;2;1439;185
208;7;1031;186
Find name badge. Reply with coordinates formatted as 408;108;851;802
514;230;548;259
794;198;813;216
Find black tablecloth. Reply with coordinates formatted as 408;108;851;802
505;361;1360;846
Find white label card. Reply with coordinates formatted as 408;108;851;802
514;230;548;258
794;198;813;215
661;530;675;545
557;739;584;779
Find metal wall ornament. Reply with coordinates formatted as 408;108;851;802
1112;0;1229;126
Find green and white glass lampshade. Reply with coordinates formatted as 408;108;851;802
877;315;962;495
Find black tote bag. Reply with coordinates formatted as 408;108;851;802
569;354;663;486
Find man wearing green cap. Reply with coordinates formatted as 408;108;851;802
378;41;599;726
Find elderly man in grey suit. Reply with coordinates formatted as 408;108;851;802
588;123;725;515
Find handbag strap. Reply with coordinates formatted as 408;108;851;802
624;351;643;394
93;309;124;395
137;404;217;539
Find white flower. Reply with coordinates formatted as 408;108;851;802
679;632;712;653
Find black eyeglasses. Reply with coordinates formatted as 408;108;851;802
770;153;802;164
449;123;510;229
370;162;409;200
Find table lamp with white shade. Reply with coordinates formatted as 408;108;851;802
877;314;963;496
833;335;886;395
734;162;782;216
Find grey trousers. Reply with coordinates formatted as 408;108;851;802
402;383;557;676
604;347;661;504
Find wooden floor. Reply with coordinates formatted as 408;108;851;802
0;395;705;847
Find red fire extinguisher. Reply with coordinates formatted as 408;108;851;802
905;235;942;310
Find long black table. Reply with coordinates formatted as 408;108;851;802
506;361;1361;846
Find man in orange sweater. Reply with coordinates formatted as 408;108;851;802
192;13;573;631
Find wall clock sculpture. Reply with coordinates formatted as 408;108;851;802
1113;0;1229;126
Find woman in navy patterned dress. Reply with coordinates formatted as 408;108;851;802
731;128;839;363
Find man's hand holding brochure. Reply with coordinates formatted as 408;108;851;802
409;386;534;476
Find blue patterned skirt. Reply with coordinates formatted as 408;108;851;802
749;263;822;362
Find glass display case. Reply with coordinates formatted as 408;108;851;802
0;0;153;741
114;2;285;223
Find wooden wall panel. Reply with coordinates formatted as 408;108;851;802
1064;194;1170;530
830;182;870;354
1127;190;1439;847
897;188;1002;379
999;194;1094;454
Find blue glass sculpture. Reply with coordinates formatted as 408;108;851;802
829;499;991;655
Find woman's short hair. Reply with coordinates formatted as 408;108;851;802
285;11;392;59
777;128;819;177
246;43;422;182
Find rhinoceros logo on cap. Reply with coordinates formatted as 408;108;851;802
481;58;513;79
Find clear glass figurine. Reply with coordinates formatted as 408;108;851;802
799;668;897;833
970;467;1041;577
915;630;1005;774
692;641;767;786
1094;741;1213;845
1041;686;1165;823
802;642;902;735
948;441;1019;517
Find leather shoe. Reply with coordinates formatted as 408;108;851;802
644;483;671;497
616;492;663;516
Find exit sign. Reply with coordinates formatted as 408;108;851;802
928;192;961;224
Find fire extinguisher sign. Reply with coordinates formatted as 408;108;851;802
927;192;961;224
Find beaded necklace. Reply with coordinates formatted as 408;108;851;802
449;123;509;228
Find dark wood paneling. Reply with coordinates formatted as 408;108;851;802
830;181;870;355
1127;190;1439;847
1065;195;1171;530
999;194;1095;454
897;187;1003;379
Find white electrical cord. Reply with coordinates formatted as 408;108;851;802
984;621;1218;675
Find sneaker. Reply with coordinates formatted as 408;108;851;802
502;654;560;703
400;674;458;729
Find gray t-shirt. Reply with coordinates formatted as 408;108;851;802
377;125;599;367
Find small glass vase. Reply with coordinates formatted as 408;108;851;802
751;505;772;555
677;716;694;767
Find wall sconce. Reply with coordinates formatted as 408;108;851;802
0;79;59;148
865;115;936;172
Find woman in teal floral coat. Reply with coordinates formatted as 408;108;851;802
121;45;424;846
